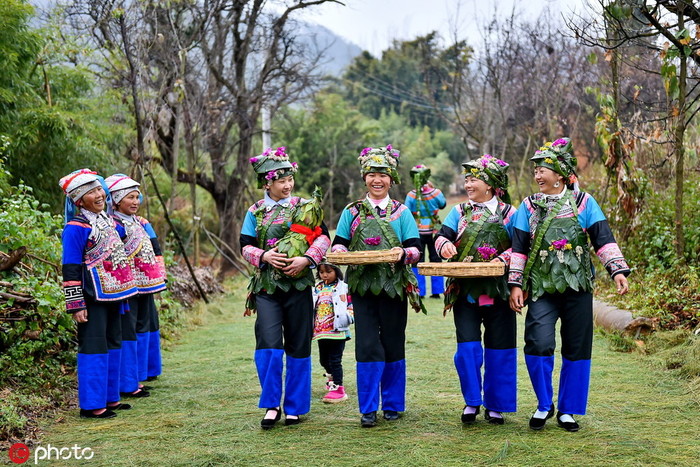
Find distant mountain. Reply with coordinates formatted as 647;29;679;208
294;22;363;77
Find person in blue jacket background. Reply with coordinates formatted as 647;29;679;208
404;164;447;298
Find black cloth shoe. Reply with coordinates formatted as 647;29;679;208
461;405;480;424
556;412;580;432
484;409;504;425
383;410;400;421
106;403;132;411
284;415;302;426
261;407;281;430
145;376;158;382
529;406;555;430
139;385;153;391
80;409;117;419
430;294;441;298
120;389;150;398
361;411;377;427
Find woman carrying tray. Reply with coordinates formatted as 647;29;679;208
434;154;517;426
239;147;330;429
330;145;424;428
508;138;629;432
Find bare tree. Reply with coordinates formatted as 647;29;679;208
570;0;700;259
66;0;342;273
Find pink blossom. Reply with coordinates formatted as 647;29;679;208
267;238;278;247
291;162;298;169
364;236;381;246
262;148;272;156
249;157;259;163
275;146;287;156
495;159;507;167
265;171;277;180
476;244;498;261
386;144;392;151
360;147;372;156
551;238;569;250
553;138;567;147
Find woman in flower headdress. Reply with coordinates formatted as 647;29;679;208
508;137;630;432
60;169;138;419
434;154;517;426
239;147;330;429
330;144;424;428
404;164;447;298
106;174;167;398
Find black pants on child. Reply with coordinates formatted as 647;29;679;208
318;339;346;386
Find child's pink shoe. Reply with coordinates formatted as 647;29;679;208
322;383;348;403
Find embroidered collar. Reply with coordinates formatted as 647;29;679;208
365;194;390;210
113;211;138;223
544;186;568;203
264;191;292;208
470;196;498;214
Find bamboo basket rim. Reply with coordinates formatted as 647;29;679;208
417;261;505;277
326;250;400;265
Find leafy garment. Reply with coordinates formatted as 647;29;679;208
443;204;511;313
346;200;426;314
524;192;593;301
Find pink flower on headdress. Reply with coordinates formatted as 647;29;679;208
364;236;382;246
262;148;273;156
495;159;507;166
265;171;277;180
414;164;424;169
275;146;287;156
360;147;372;156
386;144;392;151
291;162;298;169
553;138;567;147
249;157;259;163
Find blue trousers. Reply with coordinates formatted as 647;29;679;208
353;291;407;414
453;297;517;412
254;287;313;416
524;290;593;415
77;298;122;410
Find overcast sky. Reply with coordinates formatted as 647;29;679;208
298;0;589;55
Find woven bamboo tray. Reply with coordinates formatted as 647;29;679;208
326;250;400;265
417;261;505;278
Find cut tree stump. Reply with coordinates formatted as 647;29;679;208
593;299;655;337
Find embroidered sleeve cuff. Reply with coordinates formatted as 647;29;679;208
64;281;86;313
596;243;630;277
305;234;331;265
496;248;512;265
331;244;349;253
435;236;451;256
508;252;527;287
242;245;265;268
403;247;420;264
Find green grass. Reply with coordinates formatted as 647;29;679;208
38;276;700;466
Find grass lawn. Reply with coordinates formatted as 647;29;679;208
40;275;700;466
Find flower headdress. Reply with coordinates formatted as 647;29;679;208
461;154;511;203
358;144;401;183
249;146;299;189
531;137;579;188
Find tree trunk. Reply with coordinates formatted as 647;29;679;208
674;8;687;261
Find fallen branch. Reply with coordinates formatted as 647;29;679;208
0;291;37;304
